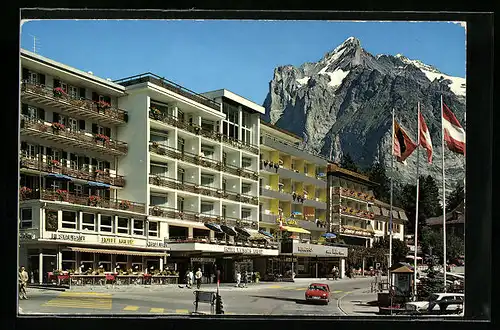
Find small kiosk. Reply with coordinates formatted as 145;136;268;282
378;263;414;314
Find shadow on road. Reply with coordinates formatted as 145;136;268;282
250;295;328;305
353;300;379;307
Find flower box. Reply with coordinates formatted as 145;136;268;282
149;107;163;120
96;100;111;111
53;87;66;98
94;169;105;176
119;200;131;210
95;134;110;144
52;122;65;131
88;195;101;207
56;189;68;201
20;186;32;196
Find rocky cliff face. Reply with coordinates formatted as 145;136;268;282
262;37;466;192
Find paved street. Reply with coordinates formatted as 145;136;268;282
18;277;374;316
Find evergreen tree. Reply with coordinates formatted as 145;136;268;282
446;182;464;211
367;162;390;203
340;153;359;173
372;237;409;264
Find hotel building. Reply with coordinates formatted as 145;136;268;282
19;50;169;284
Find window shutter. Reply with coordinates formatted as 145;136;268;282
62;151;68;160
92;92;99;102
39;74;46;85
79;120;86;131
53;113;60;123
53;79;61;88
38;108;45;121
79;87;86;99
22;68;29;81
91;158;98;166
91;123;98;134
21;103;28;115
104;127;111;137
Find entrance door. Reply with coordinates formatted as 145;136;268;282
28;255;39;284
43;255;57;283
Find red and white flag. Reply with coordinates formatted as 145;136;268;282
419;110;433;163
442;103;466;155
393;119;417;164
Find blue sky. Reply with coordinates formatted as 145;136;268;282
20;20;466;105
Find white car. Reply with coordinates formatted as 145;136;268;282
405;293;464;313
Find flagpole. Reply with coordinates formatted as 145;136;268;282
440;95;447;291
388;108;394;285
413;103;421;300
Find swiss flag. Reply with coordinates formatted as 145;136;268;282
419;110;433;163
442;103;466;155
393;119;418;163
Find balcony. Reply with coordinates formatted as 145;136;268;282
20;156;126;187
165;236;278;249
260;161;327;187
260;187;293;201
260;213;279;225
115;73;221;111
336;205;375;220
148;206;258;229
19;189;145;214
149;111;259;155
339;225;375;238
332;187;375;203
149;142;258;180
20;117;128;156
148;175;259;206
21;82;128;125
260;134;329;165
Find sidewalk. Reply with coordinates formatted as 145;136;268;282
337;287;380;316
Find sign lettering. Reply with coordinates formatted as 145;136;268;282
191;257;216;263
101;237;134;245
293;243;348;257
224;247;263;255
51;233;85;242
147;241;168;248
297;246;313;253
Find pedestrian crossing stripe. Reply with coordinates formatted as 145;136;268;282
42;292;112;310
268;285;282;289
123;305;140;311
149;308;164;313
332;290;343;293
176;309;189;314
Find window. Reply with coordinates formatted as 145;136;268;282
45;210;58;232
68;86;78;99
60;82;68;93
61;251;76;272
22;143;38;159
73;184;83;196
150;195;168;207
304;164;309;174
133;220;144;236
201;173;215;187
201;144;215;157
117;217;129;234
242;127;251;145
242;112;251;128
68;118;78;132
82;213;95;231
177;137;185;153
222;102;239;140
150;133;168;145
241;183;252;194
242;157;252;168
201;202;214;214
148;222;159;237
20;208;32;229
61;211;77;230
201;119;215;132
29;72;39;84
177;197;184;212
100;215;113;233
242;208;251;220
150;164;168;176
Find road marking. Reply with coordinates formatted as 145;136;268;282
295;288;308;291
225;312;236;315
345;291;351;294
268;285;282;289
150;308;164;313
332;290;343;293
176;309;189;314
41;292;112;310
123;305;140;311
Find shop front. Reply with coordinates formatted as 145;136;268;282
279;241;348;279
19;231;170;284
168;242;279;283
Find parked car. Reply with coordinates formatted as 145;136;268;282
305;283;330;304
405;293;464;314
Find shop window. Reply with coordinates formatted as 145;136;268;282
241;208;251;220
62;250;76;272
131;255;143;272
242;157;252;168
98;254;111;272
20;208;32;229
82;213;95;231
117;217;129;234
45;210;58;232
148;221;159;237
115;254;127;271
79;252;94;273
100;215;113;233
133;219;144;236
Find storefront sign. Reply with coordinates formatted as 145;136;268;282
147;241;168;248
293;243;348;257
50;233;86;242
191;257;216;263
224;247;263;255
101;237;134;245
19;232;37;240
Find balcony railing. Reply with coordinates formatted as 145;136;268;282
165;236;278;248
20;156;125;187
20;117;128;156
114;73;221;111
21;82;128;124
339;225;375;237
333;187;375;203
149;111;259;155
19;189;145;214
336;205;375;220
148;206;258;228
148;175;259;206
149;142;258;181
260;161;327;186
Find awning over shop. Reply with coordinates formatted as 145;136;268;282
280;226;311;234
88;181;112;188
68;247;169;257
247;229;270;240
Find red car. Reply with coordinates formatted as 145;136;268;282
305;283;330;304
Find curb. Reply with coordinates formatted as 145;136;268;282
337;287;372;316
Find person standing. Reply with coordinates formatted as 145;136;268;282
188;269;194;288
242;270;248;288
195;268;203;289
19;266;29;300
235;271;241;287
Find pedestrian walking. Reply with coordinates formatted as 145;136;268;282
235;271;241;287
242;270;248;288
19;266;28;300
195;268;203;289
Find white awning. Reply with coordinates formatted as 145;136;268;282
69;247;169;257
